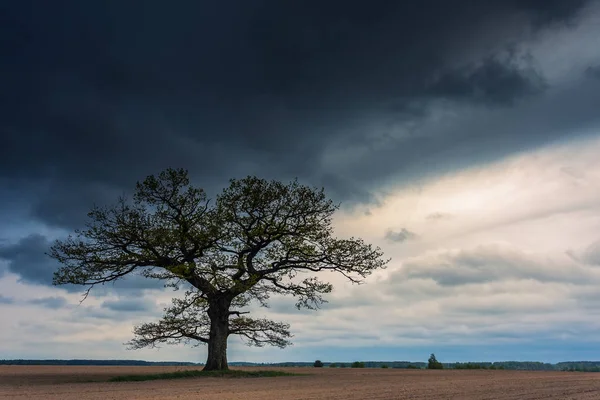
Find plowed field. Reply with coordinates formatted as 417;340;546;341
2;365;600;399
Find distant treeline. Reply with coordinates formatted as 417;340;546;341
0;359;201;366
2;359;600;371
248;361;427;369
235;361;600;371
450;361;600;372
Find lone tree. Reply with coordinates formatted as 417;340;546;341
428;353;443;369
50;168;388;371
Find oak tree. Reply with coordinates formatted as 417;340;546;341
50;168;388;370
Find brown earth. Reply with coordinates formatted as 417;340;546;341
2;365;600;399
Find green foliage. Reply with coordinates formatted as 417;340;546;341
329;363;338;368
562;365;600;372
427;354;444;370
454;362;491;370
313;360;324;368
109;369;298;382
49;168;389;370
492;361;554;371
557;362;600;372
351;361;365;368
381;364;389;369
339;363;346;368
405;364;420;369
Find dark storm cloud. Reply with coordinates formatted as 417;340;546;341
585;66;600;79
0;234;59;287
0;234;165;291
385;228;418;243
425;56;546;106
0;0;596;231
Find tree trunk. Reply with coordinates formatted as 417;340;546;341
203;297;231;371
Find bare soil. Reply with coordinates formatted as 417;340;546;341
2;365;600;399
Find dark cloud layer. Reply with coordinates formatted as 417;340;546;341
0;234;58;286
1;1;595;228
0;1;598;291
0;234;165;292
586;66;600;79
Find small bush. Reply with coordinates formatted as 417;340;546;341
339;363;346;368
427;354;444;370
329;363;338;368
313;360;324;368
406;364;420;369
351;361;365;368
381;364;389;369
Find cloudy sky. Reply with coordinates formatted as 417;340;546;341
2;0;600;364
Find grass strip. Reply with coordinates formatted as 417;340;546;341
109;369;300;382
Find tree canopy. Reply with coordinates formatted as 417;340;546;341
50;168;389;370
428;353;443;369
